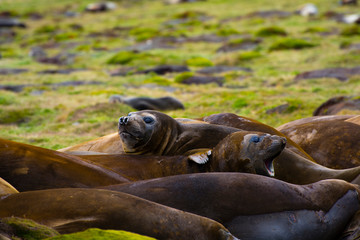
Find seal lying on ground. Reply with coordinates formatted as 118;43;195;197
0;131;285;190
109;95;185;111
81;131;286;179
0;188;238;240
103;172;360;240
201;112;313;160
0;138;128;191
274;148;360;185
58;132;124;154
118;110;241;155
277;115;360;169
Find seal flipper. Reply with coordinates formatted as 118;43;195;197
226;190;359;240
188;149;212;164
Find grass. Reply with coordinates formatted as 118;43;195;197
0;0;359;149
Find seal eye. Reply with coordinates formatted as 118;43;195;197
250;136;260;143
143;116;154;124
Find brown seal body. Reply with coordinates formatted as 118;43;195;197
0;188;238;240
202;112;313;160
103;172;360;240
0;138;129;191
109;95;185;111
274;148;360;185
277;115;360;169
58;132;124;154
0;177;18;196
118;110;240;155
82;131;286;180
0;131;284;191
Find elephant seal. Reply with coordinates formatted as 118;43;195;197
0;138;129;191
0;177;18;196
82;131;286;180
201;112;313;160
58;132;124;154
58;118;207;155
0;131;285;191
103;172;360;240
277;115;360;169
118;110;240;155
109;95;185;111
274;148;360;185
0;188;238;240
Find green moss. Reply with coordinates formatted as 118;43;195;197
303;27;329;34
269;38;317;51
232;98;248;108
174;72;194;83
54;32;79;42
106;51;140;65
129;28;159;41
46;228;155;240
186;57;213;67
173;10;204;19
341;25;360;36
35;25;58;34
217;28;240;36
237;51;262;61
3;217;59;240
0;108;34;124
255;26;287;37
143;76;172;86
0;95;16;105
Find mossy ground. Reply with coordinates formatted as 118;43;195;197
46;228;155;240
0;0;360;149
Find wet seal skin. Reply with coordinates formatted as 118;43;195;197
118;110;241;155
0;188;239;240
103;172;360;240
277;115;360;169
81;131;286;181
0;131;284;191
0;138;129;191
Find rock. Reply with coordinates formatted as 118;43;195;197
197;66;252;75
339;0;357;5
294;67;360;81
216;39;261;53
0;18;26;28
296;4;318;17
246;10;292;19
122;38;177;52
0;84;31;92
266;104;291;114
37;69;86;75
0;68;28;75
85;2;117;12
179;75;224;86
137;65;190;75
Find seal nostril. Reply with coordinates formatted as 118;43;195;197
119;117;125;125
124;117;128;124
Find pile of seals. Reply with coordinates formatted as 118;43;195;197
1;110;360;240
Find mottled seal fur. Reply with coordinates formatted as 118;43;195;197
277;115;360;169
0;188;238;240
118;110;241;155
103;172;360;240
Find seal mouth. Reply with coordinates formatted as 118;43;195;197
264;158;275;177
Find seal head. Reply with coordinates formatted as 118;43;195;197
209;132;287;176
118;110;178;155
